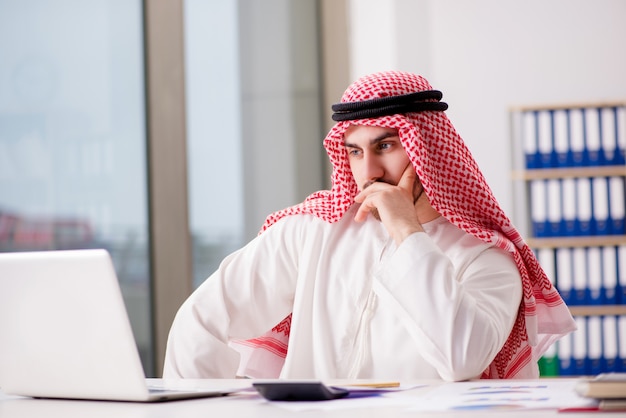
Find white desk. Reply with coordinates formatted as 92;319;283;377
0;379;605;418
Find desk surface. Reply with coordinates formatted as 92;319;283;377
0;378;605;418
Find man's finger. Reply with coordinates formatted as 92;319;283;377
397;162;416;192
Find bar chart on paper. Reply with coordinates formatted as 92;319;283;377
511;103;626;376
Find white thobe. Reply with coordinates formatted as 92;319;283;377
163;206;523;381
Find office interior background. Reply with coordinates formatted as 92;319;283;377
0;0;624;377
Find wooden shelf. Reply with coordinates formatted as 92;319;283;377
512;165;626;180
527;235;626;249
509;101;626;112
569;305;626;316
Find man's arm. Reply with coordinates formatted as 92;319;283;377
163;220;299;378
373;232;523;381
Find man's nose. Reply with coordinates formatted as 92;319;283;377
363;152;384;184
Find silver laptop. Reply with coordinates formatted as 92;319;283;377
0;249;242;402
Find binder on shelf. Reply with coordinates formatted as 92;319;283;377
618;316;626;372
618;246;626;305
577;177;593;236
602;315;618;373
587;247;603;305
522;111;539;169
608;176;625;235
585;107;603;166
572;247;589;305
561;177;578;236
558;330;574;375
556;247;573;305
530;179;548;237
617;106;626;165
570;108;586;167
588;316;603;375
601;107;618;165
554;109;571;167
602;246;618;305
547;178;562;236
538;110;555;168
591;177;610;235
573;316;589;375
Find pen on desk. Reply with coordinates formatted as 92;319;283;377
344;382;400;388
558;406;599;413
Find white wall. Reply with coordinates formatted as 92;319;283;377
347;0;626;216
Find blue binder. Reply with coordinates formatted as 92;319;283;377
618;315;626;372
602;246;618;305
608;106;626;166
555;248;573;305
557;333;575;375
588;316;604;375
538;110;555;168
602;315;619;373
577;178;593;236
561;178;578;236
547;179;562;236
585;108;603;167
609;176;625;235
591;177;611;235
587;247;603;305
618;107;626;165
554;109;570;167
569;108;586;167
600;107;616;165
572;317;589;375
618;246;626;305
530;179;548;237
572;247;589;305
523;111;540;169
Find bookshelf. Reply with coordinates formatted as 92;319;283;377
510;102;626;377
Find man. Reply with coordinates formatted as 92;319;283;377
163;71;576;381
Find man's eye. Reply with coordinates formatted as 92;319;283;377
378;142;392;151
347;148;361;157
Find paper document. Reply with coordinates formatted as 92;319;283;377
406;379;596;412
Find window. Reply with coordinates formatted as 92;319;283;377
0;0;153;375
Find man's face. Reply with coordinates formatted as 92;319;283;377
343;125;411;191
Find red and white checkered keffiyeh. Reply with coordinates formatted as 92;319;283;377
234;71;576;379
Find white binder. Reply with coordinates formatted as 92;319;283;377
601;107;617;163
576;177;593;235
553;109;569;166
572;316;588;374
561;177;577;235
602;246;618;304
537;110;553;167
587;316;602;373
522;111;538;167
572;247;588;304
547;178;562;235
585;108;602;165
609;176;625;234
587;247;602;304
592;176;610;234
602;315;618;371
556;247;573;303
569;108;586;165
530;179;547;236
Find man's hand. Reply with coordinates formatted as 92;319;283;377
353;163;424;245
